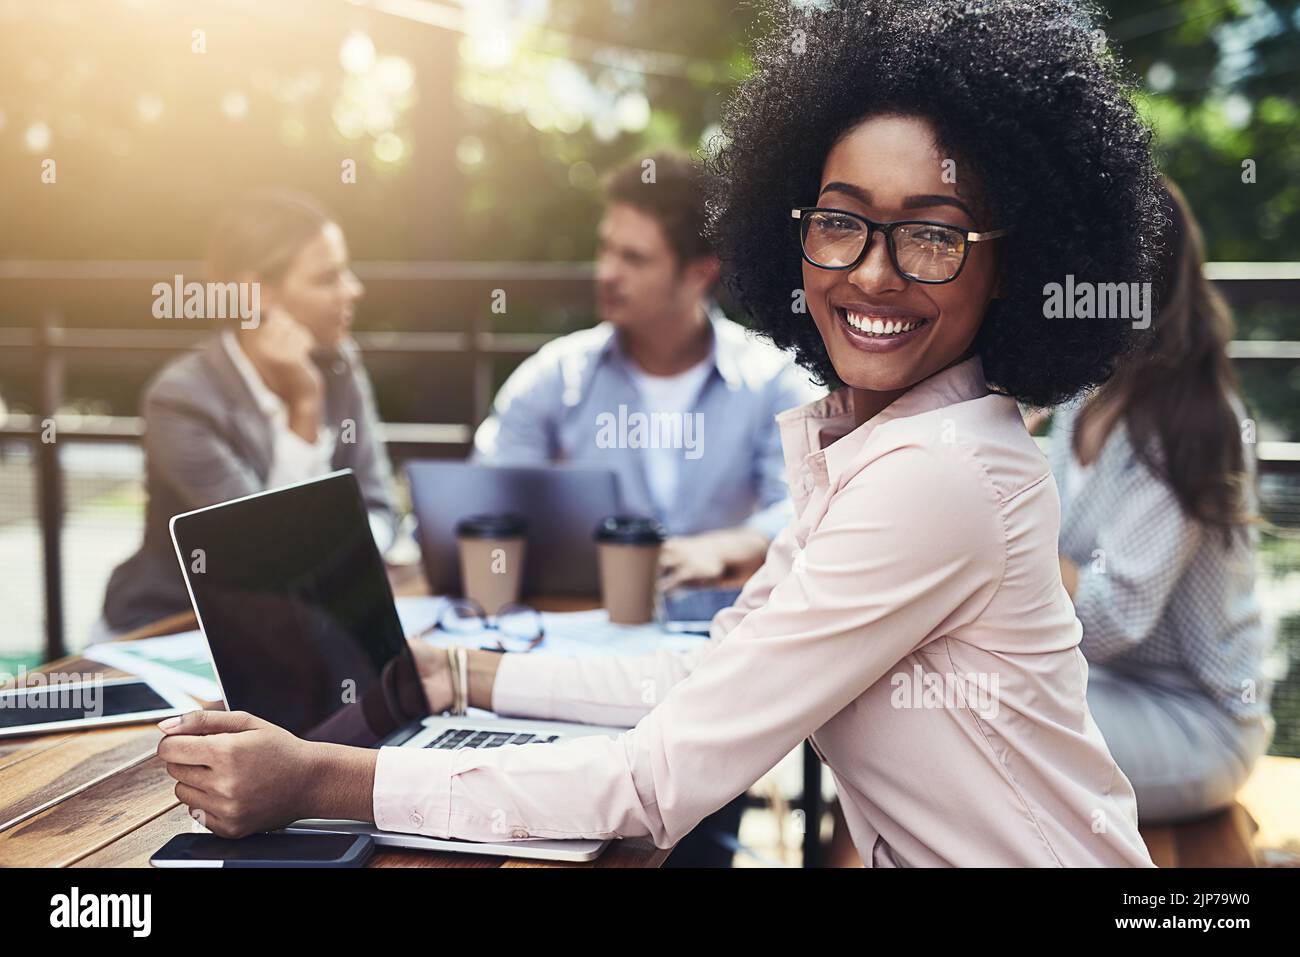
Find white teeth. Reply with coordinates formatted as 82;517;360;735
842;310;924;336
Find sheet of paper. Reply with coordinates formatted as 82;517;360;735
83;631;222;701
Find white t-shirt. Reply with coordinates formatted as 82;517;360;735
222;332;336;486
625;354;714;520
1067;447;1094;496
221;333;393;551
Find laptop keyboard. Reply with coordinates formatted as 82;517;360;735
424;728;561;750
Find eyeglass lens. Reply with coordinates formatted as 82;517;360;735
436;599;542;650
801;210;967;282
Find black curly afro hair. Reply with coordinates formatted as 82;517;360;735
706;0;1167;407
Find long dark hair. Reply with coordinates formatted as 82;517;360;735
1080;179;1253;542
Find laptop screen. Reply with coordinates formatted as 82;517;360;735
171;471;428;747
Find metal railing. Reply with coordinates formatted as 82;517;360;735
2;260;1297;661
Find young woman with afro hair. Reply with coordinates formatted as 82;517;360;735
159;0;1160;867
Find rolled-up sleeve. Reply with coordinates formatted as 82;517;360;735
470;350;561;465
373;445;1004;846
1072;459;1202;662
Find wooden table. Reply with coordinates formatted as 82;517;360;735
0;565;670;868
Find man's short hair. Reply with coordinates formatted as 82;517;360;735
602;152;715;264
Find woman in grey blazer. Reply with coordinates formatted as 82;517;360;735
101;190;397;635
1046;181;1273;824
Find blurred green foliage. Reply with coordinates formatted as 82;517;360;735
452;0;742;265
0;1;1295;433
1269;612;1300;756
455;0;1300;438
460;1;1300;262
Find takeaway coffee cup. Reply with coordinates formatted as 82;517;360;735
456;513;527;615
594;515;667;625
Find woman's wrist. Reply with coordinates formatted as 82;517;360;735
467;649;503;711
301;741;379;823
292;656;499;823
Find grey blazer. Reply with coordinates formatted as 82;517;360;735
103;336;398;632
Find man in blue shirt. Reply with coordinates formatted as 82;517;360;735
473;152;822;590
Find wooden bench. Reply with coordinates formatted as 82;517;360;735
1138;756;1300;867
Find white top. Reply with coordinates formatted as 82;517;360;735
222;332;394;551
624;353;715;521
1066;446;1093;496
221;332;336;487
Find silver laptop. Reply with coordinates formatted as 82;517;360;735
169;469;624;862
406;460;622;596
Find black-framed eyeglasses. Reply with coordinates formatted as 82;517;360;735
791;207;1009;284
411;598;545;653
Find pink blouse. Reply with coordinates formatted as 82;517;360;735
373;356;1154;867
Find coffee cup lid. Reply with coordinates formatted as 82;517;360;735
593;514;667;545
456;513;527;538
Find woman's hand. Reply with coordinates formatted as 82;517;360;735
407;637;455;713
239;308;325;439
157;710;376;839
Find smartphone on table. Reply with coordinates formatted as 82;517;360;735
657;586;743;634
151;832;374;868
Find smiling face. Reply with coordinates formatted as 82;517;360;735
265;222;364;348
802;114;1001;397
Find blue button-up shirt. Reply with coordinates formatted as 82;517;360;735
471;310;825;538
